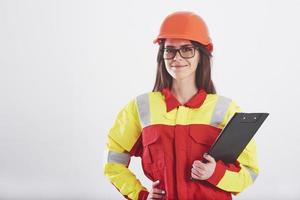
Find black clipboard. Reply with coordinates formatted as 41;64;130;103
207;112;269;163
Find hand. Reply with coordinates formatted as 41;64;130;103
191;153;216;180
146;180;165;200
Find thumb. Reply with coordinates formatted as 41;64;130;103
152;180;160;188
203;153;215;163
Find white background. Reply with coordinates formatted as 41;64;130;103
1;0;300;199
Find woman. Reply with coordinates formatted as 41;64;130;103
104;11;259;200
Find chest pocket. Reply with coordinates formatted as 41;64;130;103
189;128;217;146
188;125;221;161
141;130;165;179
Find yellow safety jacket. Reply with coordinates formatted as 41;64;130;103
104;88;259;200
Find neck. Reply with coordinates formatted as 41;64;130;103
171;77;198;105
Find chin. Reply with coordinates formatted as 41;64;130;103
171;74;191;81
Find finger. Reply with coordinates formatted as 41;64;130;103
193;161;206;170
152;180;160;188
151;192;165;199
192;167;204;177
152;188;165;195
191;170;202;180
192;168;206;180
191;172;197;179
193;160;202;166
203;153;215;163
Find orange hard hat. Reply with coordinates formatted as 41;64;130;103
153;11;213;52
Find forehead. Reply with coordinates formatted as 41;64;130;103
164;38;192;47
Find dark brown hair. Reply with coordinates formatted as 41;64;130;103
152;40;216;94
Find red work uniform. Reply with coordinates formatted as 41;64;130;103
104;88;259;200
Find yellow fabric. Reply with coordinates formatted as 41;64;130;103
108;98;142;152
215;100;259;193
104;92;259;197
150;93;219;125
104;98;146;199
104;162;147;200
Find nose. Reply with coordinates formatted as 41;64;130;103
173;50;183;61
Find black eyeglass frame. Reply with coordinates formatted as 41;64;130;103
162;45;199;60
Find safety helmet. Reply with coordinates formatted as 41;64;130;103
153;11;213;52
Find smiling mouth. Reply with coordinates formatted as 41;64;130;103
172;65;188;68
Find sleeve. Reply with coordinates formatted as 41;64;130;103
103;98;149;200
206;100;259;194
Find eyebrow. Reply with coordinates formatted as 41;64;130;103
165;44;193;48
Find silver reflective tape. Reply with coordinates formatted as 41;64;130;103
244;166;258;182
210;96;232;126
107;151;130;165
136;93;151;128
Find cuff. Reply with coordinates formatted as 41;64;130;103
206;160;227;185
138;190;149;200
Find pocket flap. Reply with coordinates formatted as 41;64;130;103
142;131;160;146
189;125;221;146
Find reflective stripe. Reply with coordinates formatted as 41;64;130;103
136;93;151;128
107;151;131;165
210;96;232;126
244;166;258;182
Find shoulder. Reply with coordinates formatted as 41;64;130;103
206;93;240;111
135;91;165;109
135;91;164;105
205;93;233;104
207;94;241;127
136;91;163;99
122;91;163;113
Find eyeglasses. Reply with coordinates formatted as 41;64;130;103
162;45;198;60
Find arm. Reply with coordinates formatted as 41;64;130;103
103;99;149;200
206;100;259;193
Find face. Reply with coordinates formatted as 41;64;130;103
163;39;200;81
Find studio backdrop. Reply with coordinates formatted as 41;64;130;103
1;0;300;199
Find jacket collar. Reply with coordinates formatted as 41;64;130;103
161;87;207;112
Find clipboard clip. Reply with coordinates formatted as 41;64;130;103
239;113;261;123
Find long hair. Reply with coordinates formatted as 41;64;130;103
152;40;216;94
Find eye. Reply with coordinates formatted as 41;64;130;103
165;48;175;53
181;47;193;53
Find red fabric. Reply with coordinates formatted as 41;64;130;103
206;160;241;185
206;160;227;185
123;89;239;199
162;87;207;112
138;190;149;200
140;124;233;200
129;134;143;157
